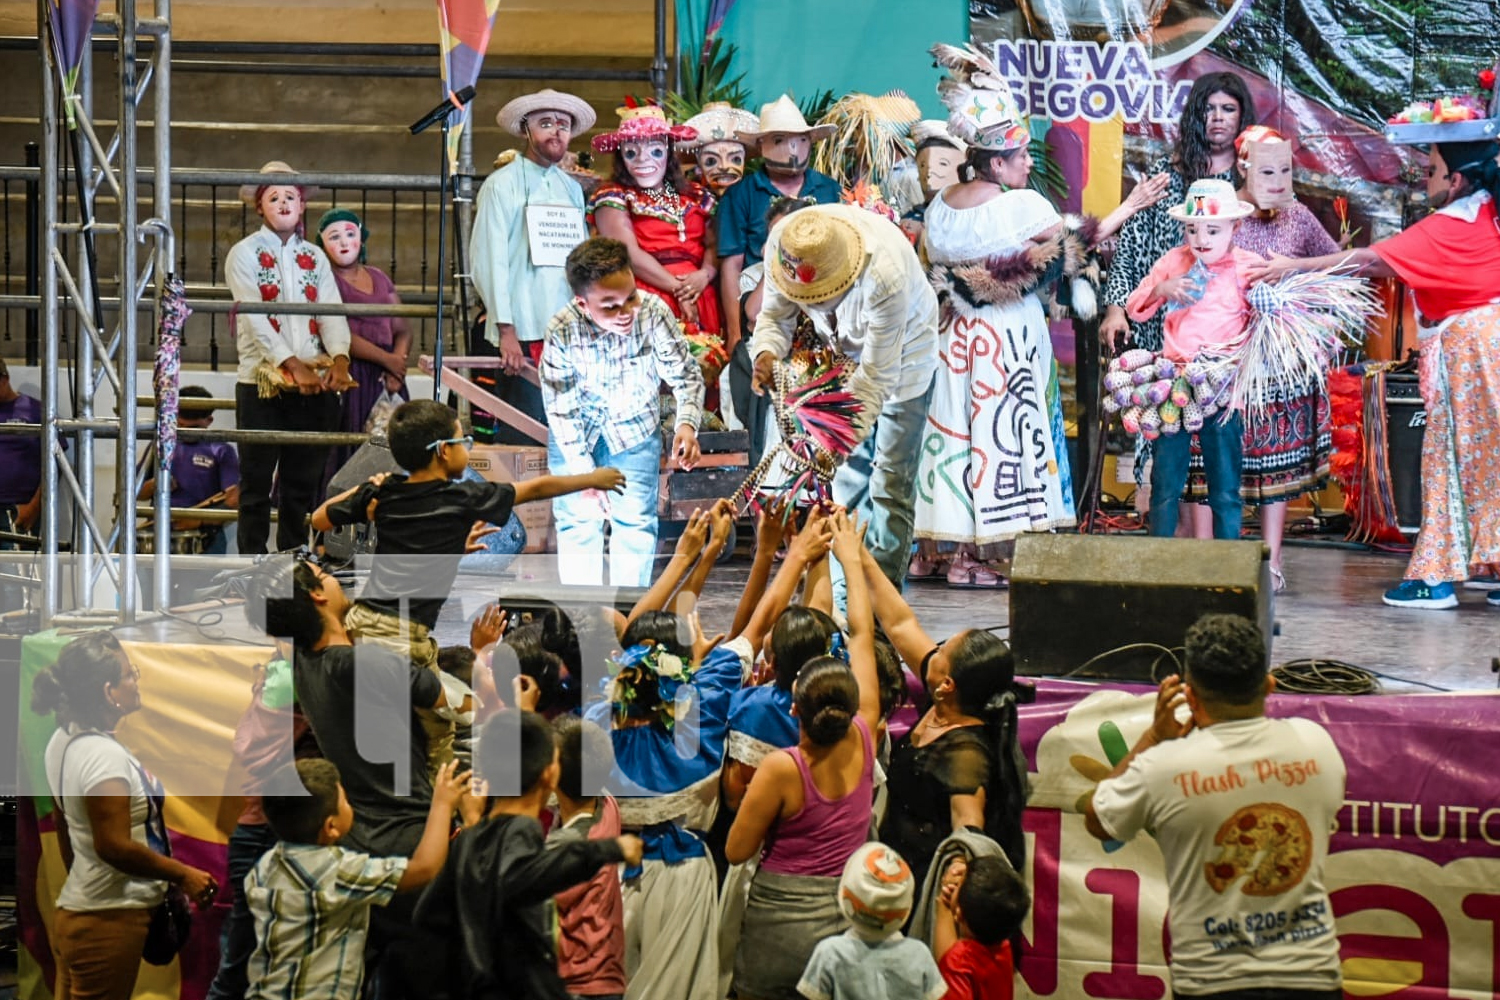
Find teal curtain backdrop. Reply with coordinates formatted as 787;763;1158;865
677;0;968;117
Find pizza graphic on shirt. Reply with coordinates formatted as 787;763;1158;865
1204;803;1313;896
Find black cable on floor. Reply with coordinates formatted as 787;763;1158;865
1271;659;1382;694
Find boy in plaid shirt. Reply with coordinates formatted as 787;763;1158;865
540;237;705;587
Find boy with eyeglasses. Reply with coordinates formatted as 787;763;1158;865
540;237;705;588
312;398;622;772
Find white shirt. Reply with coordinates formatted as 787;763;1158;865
751;205;938;436
1091;716;1346;995
44;726;167;911
224;227;352;385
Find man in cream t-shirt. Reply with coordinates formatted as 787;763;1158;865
1085;614;1346;1000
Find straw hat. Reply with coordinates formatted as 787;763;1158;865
1167;178;1255;221
591;105;697;153
238;161;319;206
767;208;866;305
677;102;760;152
495;88;597;138
910;119;967;153
737;94;837;145
838;843;914;941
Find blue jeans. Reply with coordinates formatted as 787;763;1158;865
832;376;935;605
1150;412;1243;540
549;433;662;588
204;821;279;1000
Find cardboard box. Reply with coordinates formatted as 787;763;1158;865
468;444;555;553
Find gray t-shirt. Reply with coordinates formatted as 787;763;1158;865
797;929;946;1000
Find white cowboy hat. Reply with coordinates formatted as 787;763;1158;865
737;94;837;145
677;102;760;152
1167;178;1255;221
238;161;320;206
495;88;598;138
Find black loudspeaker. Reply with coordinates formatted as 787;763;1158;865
321;439;403;562
1008;534;1271;682
1383;372;1424;535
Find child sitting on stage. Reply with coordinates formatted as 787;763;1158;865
244;758;471;1000
539;237;705;588
311;399;622;771
933;856;1031;1000
1126;178;1259;541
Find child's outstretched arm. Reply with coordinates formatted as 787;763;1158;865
859;543;938;678
397;761;471;891
310;473;386;532
674;499;736;617
625;508;710;631
734;509;833;653
729;501;789;638
513;467;626;505
829;512;880;730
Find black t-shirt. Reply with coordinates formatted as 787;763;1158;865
880;726;994;889
326;477;517;629
293;643;441;856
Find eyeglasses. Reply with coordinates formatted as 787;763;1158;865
427;435;474;452
529;116;573;133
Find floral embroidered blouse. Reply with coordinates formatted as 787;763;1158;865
225;226;351;385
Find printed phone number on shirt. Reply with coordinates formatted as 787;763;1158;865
1203;900;1332;951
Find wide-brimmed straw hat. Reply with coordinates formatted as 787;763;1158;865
591;105;697;153
910;119;967;153
677;102;760;152
767;207;866;305
737;94;837;145
238;161;319;206
1167;178;1255;221
495;88;598;138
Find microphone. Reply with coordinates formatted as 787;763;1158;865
409;86;477;135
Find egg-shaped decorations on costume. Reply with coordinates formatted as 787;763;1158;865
1121;405;1143;435
1182;401;1205;432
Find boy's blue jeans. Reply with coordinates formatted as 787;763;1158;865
1149;411;1244;540
549;434;662;588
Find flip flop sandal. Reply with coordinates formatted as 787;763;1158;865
947;562;1005;589
908;555;946;579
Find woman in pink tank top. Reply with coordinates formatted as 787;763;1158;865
725;512;883;1000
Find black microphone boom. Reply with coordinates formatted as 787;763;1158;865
410;86;477;135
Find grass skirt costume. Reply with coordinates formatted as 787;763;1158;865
915;189;1092;543
1185;202;1342;504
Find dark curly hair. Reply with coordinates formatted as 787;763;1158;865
1174;73;1256;184
565;237;633;296
1183;613;1267;705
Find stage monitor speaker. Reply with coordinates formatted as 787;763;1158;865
1383;372;1424;535
1008;534;1271;682
321;439;403;563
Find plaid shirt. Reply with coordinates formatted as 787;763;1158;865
244;842;407;1000
540;293;704;473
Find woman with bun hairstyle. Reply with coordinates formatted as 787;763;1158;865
36;631;217;1000
725;511;883;1000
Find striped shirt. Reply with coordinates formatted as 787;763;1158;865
244;842;407;1000
540;293;704;473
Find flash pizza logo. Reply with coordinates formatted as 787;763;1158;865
1205;803;1313;896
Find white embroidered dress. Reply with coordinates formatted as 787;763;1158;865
915;188;1075;543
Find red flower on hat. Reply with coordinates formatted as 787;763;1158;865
305;286;318;302
259;283;279;301
257;250;275;269
1481;69;1497;90
796;263;817;284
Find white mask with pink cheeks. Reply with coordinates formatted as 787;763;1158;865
621;138;670;189
1241;139;1294;211
259;185;304;236
320;220;362;268
1183;218;1239;265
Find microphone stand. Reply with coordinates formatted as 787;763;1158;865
411;86;476;400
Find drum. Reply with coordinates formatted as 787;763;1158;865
137;529;207;555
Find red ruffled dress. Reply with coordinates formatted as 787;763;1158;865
588;181;722;333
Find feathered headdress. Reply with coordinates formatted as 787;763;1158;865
930;42;1029;152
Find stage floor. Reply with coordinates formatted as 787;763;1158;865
441;542;1498;695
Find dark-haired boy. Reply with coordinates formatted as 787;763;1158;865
933;855;1030;1000
414;711;644;1000
311;399;622;769
541;237;705;587
245;757;472;1000
1084;614;1346;1000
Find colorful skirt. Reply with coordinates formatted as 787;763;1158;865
1404;303;1500;582
1183;377;1330;505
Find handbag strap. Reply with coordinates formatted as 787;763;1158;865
56;728;172;859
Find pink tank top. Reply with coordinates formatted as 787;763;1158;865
760;715;875;877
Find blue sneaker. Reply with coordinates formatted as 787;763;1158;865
1464;574;1500;591
1488;590;1500;608
1382;580;1458;609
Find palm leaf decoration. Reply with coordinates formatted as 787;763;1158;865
1029;133;1069;204
797;89;838;126
666;37;751;121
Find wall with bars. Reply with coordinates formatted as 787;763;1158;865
0;0;665;371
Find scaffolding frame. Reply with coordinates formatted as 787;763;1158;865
27;0;671;629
